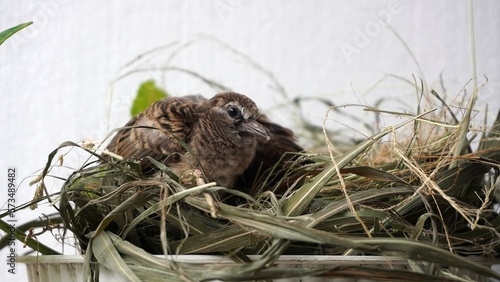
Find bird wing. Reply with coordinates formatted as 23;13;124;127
106;97;202;169
255;114;303;165
236;113;303;194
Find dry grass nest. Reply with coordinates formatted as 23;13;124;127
29;106;500;281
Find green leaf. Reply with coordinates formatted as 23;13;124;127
0;22;32;46
131;80;167;117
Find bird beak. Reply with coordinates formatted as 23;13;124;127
239;120;270;141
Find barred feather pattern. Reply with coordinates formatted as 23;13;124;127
106;97;201;166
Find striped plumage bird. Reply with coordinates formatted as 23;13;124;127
105;92;302;190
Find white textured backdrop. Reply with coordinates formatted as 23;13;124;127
1;0;499;278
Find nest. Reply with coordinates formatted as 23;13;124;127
30;106;500;281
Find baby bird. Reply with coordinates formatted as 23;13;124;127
105;92;301;189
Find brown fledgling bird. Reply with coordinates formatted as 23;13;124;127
105;92;302;189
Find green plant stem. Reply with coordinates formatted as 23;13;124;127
0;219;60;255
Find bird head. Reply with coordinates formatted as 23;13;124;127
206;92;270;141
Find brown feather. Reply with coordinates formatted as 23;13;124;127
105;92;303;190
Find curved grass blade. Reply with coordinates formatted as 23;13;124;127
90;190;155;239
121;183;218;237
355;238;500;280
341;166;410;186
92;231;142;282
306;187;415;227
172;224;266;254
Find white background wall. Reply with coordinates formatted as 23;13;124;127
1;0;499;278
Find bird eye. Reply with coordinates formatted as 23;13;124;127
226;106;242;119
